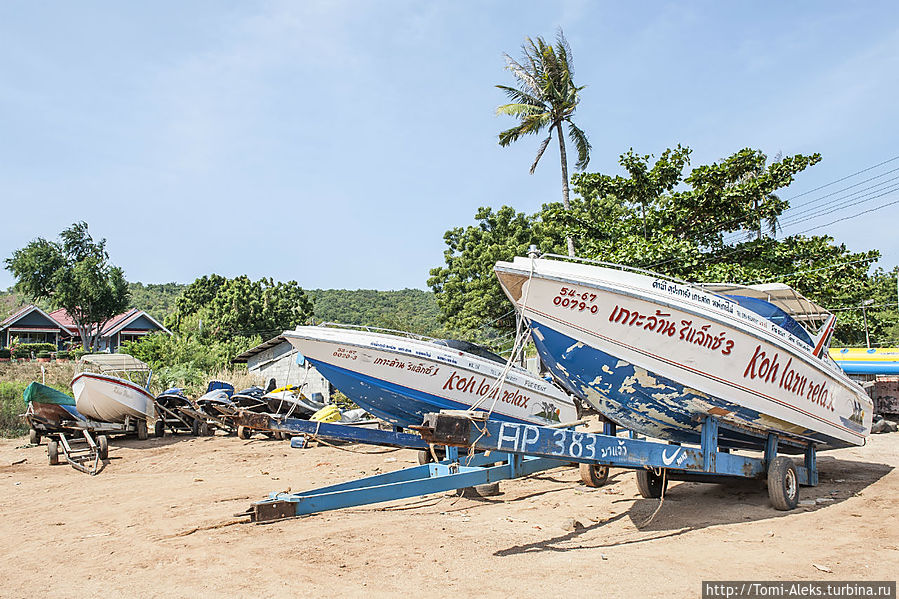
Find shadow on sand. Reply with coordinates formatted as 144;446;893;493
491;455;893;557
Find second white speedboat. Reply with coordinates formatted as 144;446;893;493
281;324;578;429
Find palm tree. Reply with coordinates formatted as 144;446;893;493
496;30;591;257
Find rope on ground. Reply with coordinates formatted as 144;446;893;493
638;468;667;528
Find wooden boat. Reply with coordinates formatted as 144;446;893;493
24;381;85;435
494;255;873;451
71;354;154;424
281;324;578;429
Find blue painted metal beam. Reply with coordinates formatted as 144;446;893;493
416;413;804;483
250;453;565;521
234;412;430;450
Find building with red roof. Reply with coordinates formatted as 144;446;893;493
1;305;170;351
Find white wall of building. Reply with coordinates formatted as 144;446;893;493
245;341;331;402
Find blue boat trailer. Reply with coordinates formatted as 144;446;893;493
239;412;569;523
414;411;819;511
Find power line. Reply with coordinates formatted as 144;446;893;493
778;185;899;230
790;196;899;236
782;154;899;202
787;165;899;211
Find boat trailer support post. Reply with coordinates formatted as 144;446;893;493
701;415;718;473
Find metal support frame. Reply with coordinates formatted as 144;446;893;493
234;411;429;450
249;448;565;522
415;412;820;488
244;414;568;522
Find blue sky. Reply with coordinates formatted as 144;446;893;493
2;2;898;291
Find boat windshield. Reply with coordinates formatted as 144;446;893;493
725;294;813;346
433;339;507;365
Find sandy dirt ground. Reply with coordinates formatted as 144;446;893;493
1;427;897;598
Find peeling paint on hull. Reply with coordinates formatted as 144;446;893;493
494;257;873;450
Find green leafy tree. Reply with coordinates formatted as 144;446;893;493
497;29;590;257
432;146;888;346
428;206;542;335
5;222;130;350
169;275;313;340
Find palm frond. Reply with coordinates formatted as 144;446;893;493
530;134;553;174
502;53;539;96
495;85;543;107
567;121;591;171
495;102;544;118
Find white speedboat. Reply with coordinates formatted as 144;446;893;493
494;255;873;451
281;325;578;429
71;354;155;423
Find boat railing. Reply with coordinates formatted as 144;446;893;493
312;322;522;362
538;251;723;299
314;322;442;343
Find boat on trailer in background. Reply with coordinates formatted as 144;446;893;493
71;354;154;435
494;254;872;452
281;324;579;429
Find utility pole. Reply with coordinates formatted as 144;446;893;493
862;299;874;349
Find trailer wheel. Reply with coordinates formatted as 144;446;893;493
48;439;59;465
154;420;166;438
636;469;667;499
98;435;109;460
199;422;210;437
29;428;41;445
191;419;200;436
580;463;610;487
237;425;252;440
136;420;148;441
767;456;799;511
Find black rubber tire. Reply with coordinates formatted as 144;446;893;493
191;419;200;436
136;420;148;441
580;463;610;487
29;428;41;446
767;456;799;511
97;435;109;460
48;439;59;466
199;422;210;437
154;420;166;438
237;425;251;440
636;469;668;499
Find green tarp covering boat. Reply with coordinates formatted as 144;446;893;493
23;381;76;406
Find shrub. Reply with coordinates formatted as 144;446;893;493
56;350;69;359
12;347;31;359
36;351;51;359
0;349;10;359
18;343;58;354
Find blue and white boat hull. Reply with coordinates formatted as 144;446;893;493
495;257;873;450
282;326;578;429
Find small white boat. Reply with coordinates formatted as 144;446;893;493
71;354;154;424
495;254;873;451
281;324;578;428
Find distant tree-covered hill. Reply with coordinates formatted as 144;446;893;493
127;282;186;323
3;284;444;338
307;288;443;336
